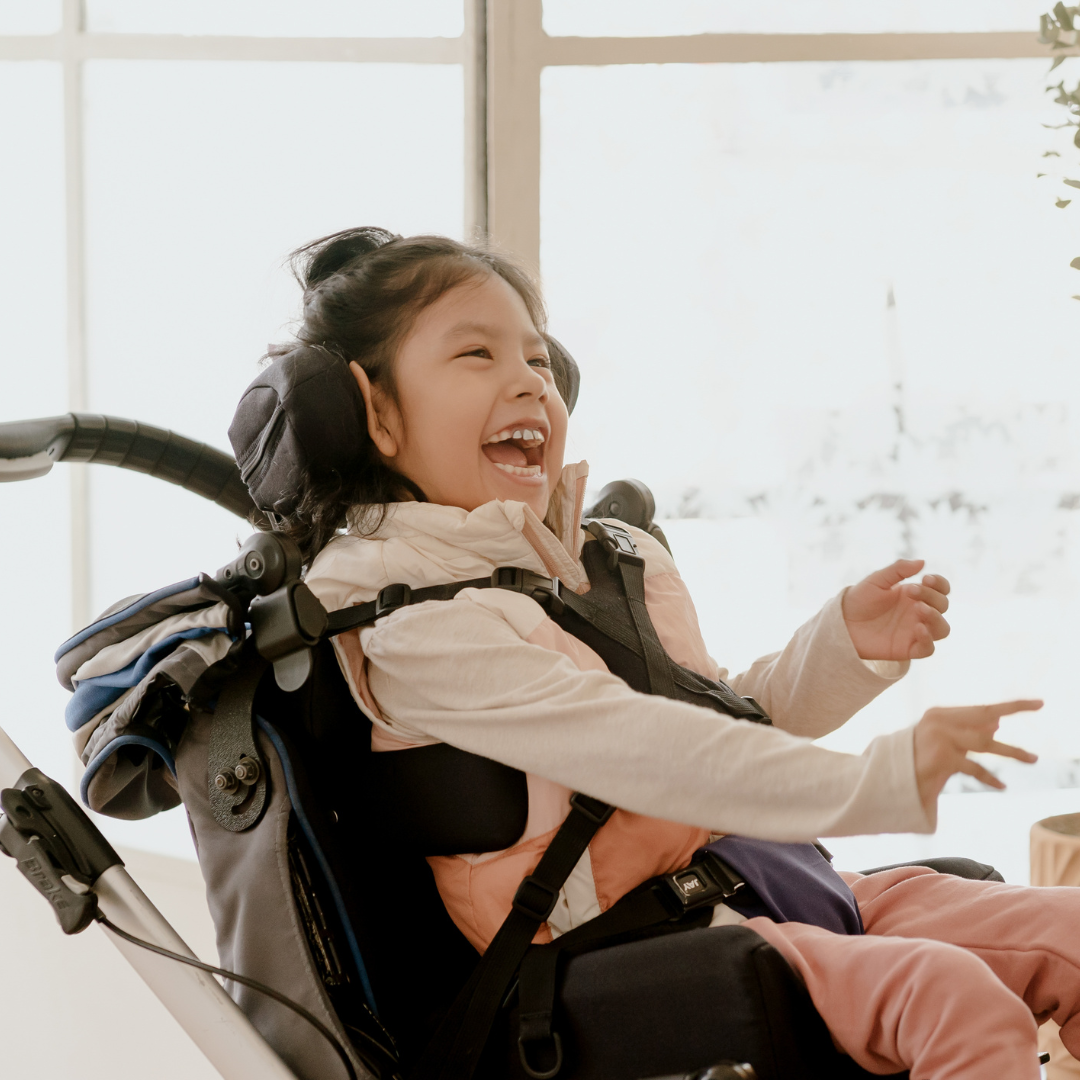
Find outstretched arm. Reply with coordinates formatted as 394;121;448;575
725;559;950;739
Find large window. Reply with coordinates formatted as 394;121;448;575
0;1;1072;880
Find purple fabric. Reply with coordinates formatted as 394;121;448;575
703;836;864;936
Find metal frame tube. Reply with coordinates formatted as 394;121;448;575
0;723;298;1080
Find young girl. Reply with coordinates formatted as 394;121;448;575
269;226;1072;1079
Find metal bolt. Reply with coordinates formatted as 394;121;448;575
214;769;239;794
234;756;261;786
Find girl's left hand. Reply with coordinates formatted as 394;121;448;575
842;559;950;661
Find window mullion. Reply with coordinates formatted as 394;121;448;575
486;0;542;270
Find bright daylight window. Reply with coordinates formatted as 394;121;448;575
0;0;1075;885
545;49;1076;882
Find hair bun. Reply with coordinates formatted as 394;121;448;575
294;226;401;290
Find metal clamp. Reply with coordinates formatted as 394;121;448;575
249;581;329;692
0;768;122;934
207;652;270;833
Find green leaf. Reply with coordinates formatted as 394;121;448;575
1039;171;1049;177
1058;197;1072;206
1063;178;1080;187
1052;54;1068;71
1045;149;1063;156
1070;256;1080;268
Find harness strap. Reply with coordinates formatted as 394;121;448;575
413;792;614;1080
584;520;675;698
515;851;746;1078
324;567;562;636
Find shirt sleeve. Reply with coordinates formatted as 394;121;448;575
722;590;910;740
357;589;934;841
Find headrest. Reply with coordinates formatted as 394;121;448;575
229;339;579;516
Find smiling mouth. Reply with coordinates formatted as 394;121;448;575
481;426;546;477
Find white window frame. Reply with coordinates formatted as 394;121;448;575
0;0;1061;628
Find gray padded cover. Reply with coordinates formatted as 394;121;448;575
174;708;370;1080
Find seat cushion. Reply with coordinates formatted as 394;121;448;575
489;924;907;1080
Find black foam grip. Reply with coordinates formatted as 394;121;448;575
0;412;258;521
64;414;258;520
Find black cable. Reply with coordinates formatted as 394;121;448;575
97;913;360;1080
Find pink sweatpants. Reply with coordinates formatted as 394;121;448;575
743;866;1080;1079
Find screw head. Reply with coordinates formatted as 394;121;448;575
234;756;261;786
214;769;239;794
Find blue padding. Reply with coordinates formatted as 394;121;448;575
66;626;224;732
55;576;202;662
80;734;177;806
256;716;379;1016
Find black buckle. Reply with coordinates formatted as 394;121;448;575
491;567;564;614
585;520;645;571
375;582;412;618
569;792;615;826
512;875;560;921
663;853;745;911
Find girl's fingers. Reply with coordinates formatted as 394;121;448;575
908;622;935;660
867;559;925;588
986;740;1038;764
991;699;1044;717
922;573;951;596
957;758;1006;790
903;583;950;614
917;605;950;640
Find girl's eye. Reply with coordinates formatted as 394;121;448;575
528;355;552;369
461;347;492;359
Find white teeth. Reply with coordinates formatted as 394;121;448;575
492;462;543;477
483;427;546;445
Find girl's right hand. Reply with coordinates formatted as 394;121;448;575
913;700;1042;815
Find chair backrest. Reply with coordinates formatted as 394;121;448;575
174;637;534;1078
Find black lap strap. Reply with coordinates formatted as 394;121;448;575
413;792;615;1080
516;851;746;1078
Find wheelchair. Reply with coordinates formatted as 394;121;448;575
0;411;1010;1080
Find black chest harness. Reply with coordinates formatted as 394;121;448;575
308;520;771;1080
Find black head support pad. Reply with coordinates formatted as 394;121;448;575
229;338;580;516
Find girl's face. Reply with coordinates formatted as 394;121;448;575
352;272;568;518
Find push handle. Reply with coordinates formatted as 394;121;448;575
0;412;259;522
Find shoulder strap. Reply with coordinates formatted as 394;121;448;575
580;520;675;698
411;793;614;1080
323;567;563;637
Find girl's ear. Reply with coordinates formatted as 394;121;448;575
350;361;400;459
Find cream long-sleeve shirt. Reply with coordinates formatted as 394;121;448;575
305;483;934;845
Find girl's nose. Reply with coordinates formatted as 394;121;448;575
508;356;548;400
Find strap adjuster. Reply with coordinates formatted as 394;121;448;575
491;567;564;615
375;582;412;618
513;875;560;921
584;520;645;570
569;792;614;826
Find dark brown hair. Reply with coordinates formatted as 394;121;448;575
271;227;555;562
